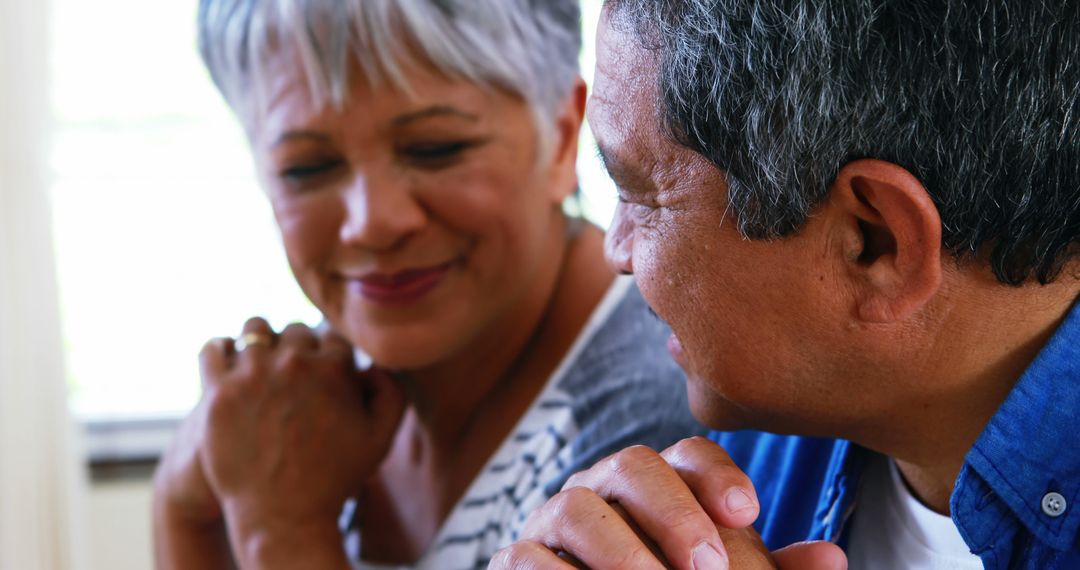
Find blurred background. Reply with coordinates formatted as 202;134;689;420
0;0;614;568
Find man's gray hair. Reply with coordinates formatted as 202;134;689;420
198;0;581;141
608;0;1080;285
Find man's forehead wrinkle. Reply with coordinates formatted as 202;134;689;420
592;11;675;196
590;91;650;186
617;79;667;189
604;42;722;206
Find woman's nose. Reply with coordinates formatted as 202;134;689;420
339;173;427;251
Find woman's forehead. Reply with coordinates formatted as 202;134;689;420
251;56;523;145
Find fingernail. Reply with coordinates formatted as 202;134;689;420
692;542;728;570
726;488;755;514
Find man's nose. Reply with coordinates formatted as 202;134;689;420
604;205;634;275
339;173;427;251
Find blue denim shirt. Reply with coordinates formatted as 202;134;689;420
711;299;1080;569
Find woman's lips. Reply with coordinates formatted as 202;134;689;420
667;332;688;368
350;262;454;306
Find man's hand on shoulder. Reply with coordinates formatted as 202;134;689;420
490;437;846;569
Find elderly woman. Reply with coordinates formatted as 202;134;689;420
152;0;701;568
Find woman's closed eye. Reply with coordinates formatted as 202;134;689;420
399;139;487;169
279;159;345;184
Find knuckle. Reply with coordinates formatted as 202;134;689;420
562;446;671;496
321;338;350;357
563;468;593;490
609;445;665;478
662;436;731;467
657;502;713;539
198;338;224;359
610;542;657;569
551;487;607;529
489;543;540;570
275;346;308;376
281;322;317;346
554;485;599;511
281;321;313;335
488;546;515;569
523;487;598;538
242;316;270;330
666;436;714;458
519;509;547;539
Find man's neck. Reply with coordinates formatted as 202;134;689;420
870;273;1079;514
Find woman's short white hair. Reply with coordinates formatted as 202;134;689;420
198;0;582;143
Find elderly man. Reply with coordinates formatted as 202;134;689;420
493;1;1080;569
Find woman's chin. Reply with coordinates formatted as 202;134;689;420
337;320;476;372
359;342;447;372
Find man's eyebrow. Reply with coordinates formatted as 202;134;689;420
392;105;480;127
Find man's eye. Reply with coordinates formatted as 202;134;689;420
618;194;656;211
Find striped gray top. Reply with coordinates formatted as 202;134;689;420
346;277;705;569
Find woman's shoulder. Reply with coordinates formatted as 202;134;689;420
557;277;686;396
551;277;706;462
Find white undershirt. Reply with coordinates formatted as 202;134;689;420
847;456;984;570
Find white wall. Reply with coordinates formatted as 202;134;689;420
87;480;154;570
0;0;88;567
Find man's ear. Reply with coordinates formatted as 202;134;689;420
546;77;588;204
829;159;943;323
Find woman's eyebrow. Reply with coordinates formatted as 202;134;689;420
268;106;481;149
392;105;480;127
270;130;332;149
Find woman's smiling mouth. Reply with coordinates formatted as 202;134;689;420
348;261;456;306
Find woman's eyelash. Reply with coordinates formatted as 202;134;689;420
280;160;342;180
277;139;486;181
404;142;469;159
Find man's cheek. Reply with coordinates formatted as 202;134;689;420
632;252;663;302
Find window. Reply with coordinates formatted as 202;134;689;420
52;0;616;459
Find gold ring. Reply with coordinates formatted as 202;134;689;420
237;332;273;351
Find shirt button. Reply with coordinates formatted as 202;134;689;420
1042;492;1067;517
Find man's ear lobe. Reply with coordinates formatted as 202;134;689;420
831;159;943;323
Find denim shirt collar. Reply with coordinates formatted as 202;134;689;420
953;297;1080;553
809;439;871;546
812;298;1080;558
